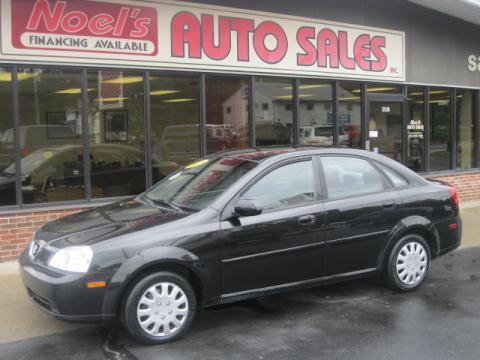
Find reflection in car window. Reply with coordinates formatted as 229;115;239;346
240;161;315;211
375;162;408;188
144;157;258;211
322;156;385;199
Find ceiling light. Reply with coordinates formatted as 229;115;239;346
103;76;143;84
282;84;330;90
338;96;360;101
352;87;396;93
54;88;95;94
162;98;196;103
95;97;129;102
150;90;181;96
0;72;39;82
274;94;315;100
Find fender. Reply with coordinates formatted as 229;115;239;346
101;246;214;317
377;215;440;269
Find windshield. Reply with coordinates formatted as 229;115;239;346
144;157;258;211
3;149;59;175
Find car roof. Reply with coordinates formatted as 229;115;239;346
214;147;383;163
213;147;428;185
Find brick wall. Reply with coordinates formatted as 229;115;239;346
0;171;479;262
428;172;480;203
0;208;84;262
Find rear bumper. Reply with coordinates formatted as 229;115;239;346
19;251;116;323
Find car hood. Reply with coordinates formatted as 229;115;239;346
36;197;191;248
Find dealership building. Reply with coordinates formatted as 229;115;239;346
0;0;480;261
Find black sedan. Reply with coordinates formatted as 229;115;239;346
19;148;462;344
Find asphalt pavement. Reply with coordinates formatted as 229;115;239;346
0;204;479;360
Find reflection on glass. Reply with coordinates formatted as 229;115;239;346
18;68;84;204
407;87;425;172
88;71;147;198
150;75;199;182
298;80;333;147
0;68;15;205
206;76;249;154
429;88;451;171
369;102;402;161
255;78;293;147
338;82;361;148
456;90;475;169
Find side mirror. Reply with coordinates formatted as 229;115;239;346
234;199;263;217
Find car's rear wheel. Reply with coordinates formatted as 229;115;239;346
122;272;196;344
384;234;431;292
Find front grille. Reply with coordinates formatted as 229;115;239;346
35;248;54;265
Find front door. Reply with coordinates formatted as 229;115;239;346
220;158;326;296
368;100;403;162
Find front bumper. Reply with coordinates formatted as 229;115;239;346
19;251;116;323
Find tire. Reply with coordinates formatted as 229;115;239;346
384;234;431;292
122;272;197;345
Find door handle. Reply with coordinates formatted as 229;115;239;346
298;215;316;225
382;202;396;210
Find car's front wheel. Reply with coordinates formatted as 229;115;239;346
123;272;196;344
384;234;431;292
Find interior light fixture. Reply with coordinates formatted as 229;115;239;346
282;84;330;90
54;88;95;94
353;87;396;93
274;94;315;100
0;72;40;82
95;97;129;102
338;96;360;101
150;90;181;96
102;76;144;84
162;98;196;103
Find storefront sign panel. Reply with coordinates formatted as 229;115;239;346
1;0;405;81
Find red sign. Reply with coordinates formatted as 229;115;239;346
11;0;158;56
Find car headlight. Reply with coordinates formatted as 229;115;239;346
48;246;93;273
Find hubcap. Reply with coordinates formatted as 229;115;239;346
137;282;189;337
396;242;428;286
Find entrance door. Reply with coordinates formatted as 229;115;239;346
368;101;403;162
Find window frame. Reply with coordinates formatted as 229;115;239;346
317;154;393;202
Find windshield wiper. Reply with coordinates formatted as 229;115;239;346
143;195;183;212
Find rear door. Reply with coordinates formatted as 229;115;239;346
319;155;403;276
220;157;326;296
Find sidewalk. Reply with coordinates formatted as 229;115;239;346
0;203;479;344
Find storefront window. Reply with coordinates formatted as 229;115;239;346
456;89;476;170
150;75;199;182
407;87;425;172
0;68;15;206
18;68;84;204
429;88;452;171
338;82;362;148
298;80;333;147
88;70;146;198
206;76;250;154
254;77;293;147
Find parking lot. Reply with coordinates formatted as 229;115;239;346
1;204;479;360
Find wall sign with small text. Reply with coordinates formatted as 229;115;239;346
0;0;406;81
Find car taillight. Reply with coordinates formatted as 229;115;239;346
20;147;29;157
448;186;459;209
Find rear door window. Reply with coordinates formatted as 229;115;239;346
321;156;386;200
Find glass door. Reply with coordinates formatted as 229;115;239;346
367;100;403;162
